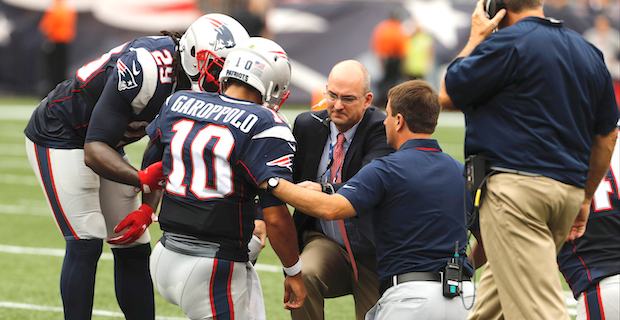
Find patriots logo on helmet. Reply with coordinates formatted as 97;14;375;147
117;60;138;91
207;17;236;52
266;154;294;172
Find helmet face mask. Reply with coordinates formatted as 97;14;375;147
179;13;249;92
196;50;225;92
219;37;291;110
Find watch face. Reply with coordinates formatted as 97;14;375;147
269;177;279;187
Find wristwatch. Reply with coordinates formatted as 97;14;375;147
320;182;334;194
266;177;280;194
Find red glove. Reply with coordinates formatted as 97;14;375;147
137;161;164;193
107;204;157;245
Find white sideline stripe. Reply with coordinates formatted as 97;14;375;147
0;204;52;216
0;301;186;319
0;245;576;314
0;105;36;120
254;263;281;273
0;244;114;260
0;244;281;273
0;105;467;128
0;174;39;186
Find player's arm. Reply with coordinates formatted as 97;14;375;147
261;203;306;309
84;142;140;186
107;139;165;245
140;138;165;210
567;128;618;241
261;178;357;221
84;83;141;186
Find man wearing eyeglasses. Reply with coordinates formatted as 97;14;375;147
290;60;395;320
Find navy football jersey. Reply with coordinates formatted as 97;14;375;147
146;91;296;261
25;36;177;149
558;133;620;299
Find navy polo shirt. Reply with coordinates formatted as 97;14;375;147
337;139;474;283
445;17;619;188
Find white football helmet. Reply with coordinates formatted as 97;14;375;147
179;13;249;92
219;37;291;111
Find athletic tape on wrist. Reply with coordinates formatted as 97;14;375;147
283;258;302;276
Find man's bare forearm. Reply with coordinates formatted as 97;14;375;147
268;179;356;221
262;205;299;267
84;141;140;187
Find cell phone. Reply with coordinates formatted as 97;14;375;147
485;0;506;18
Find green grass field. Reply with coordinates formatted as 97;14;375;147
0;96;576;319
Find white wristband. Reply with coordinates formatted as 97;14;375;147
283;258;302;276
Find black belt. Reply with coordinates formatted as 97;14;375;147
379;272;471;295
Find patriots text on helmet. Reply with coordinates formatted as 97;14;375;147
225;69;249;82
170;95;258;133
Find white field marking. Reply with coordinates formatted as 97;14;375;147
0;244;281;273
0;130;28;139
0;158;31;169
0;204;50;216
0;173;39;186
0;105;36;120
0;244;114;260
0;243;578;308
0;143;26;156
437;111;465;127
0;105;466;129
0;301;186;320
254;263;281;273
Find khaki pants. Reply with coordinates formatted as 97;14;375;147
467;174;584;320
291;230;380;320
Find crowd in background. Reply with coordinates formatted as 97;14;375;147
365;0;620;107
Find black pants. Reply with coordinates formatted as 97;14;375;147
43;41;68;90
377;58;402;108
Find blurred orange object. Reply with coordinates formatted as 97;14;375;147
311;85;327;110
311;98;327;111
370;18;407;60
39;0;77;44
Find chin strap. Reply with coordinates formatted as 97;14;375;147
273;91;290;112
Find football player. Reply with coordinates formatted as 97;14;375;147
558;121;620;320
24;13;248;320
142;37;306;319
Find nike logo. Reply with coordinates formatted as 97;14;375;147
288;142;297;152
342;185;356;190
132;61;140;76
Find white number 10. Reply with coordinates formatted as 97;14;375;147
166;120;235;199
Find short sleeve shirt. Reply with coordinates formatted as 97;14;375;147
337;139;474;283
445;17;619;188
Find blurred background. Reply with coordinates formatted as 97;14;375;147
1;1;616;318
1;0;619;108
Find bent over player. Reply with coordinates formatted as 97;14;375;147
143;37;305;319
24;14;249;319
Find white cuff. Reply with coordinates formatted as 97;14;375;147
283;258;302;276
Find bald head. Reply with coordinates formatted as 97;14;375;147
325;60;373;132
328;60;371;94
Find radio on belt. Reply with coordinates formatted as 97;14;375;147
443;241;462;298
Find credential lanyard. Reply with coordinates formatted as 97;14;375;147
326;134;344;183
